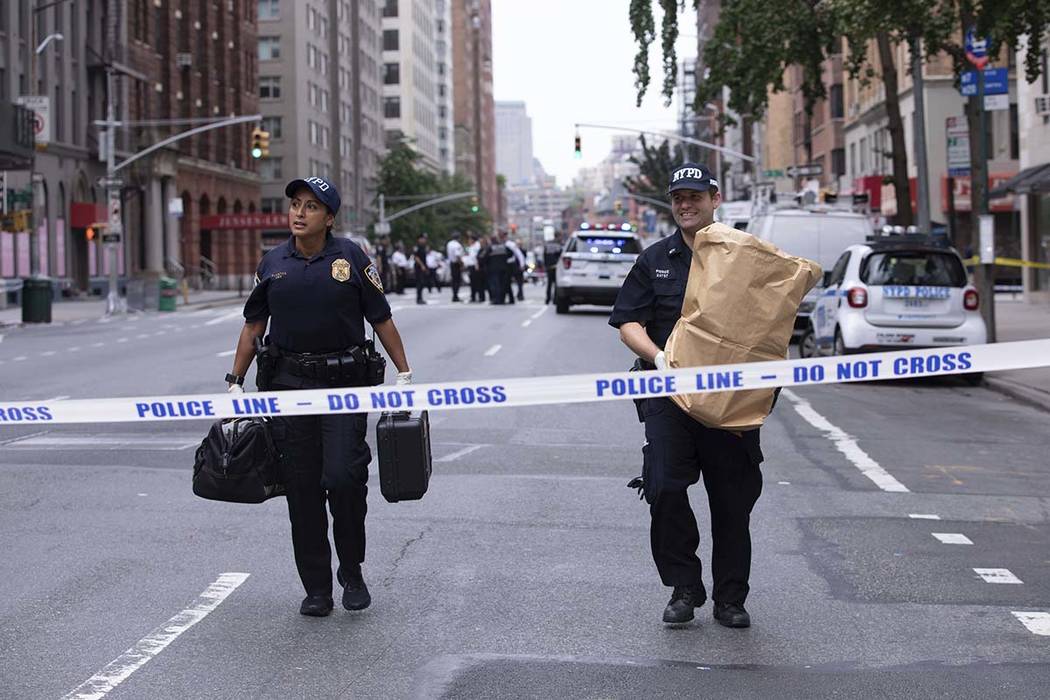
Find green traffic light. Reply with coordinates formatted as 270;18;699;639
471;206;479;213
251;147;263;159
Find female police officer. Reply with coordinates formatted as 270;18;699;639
226;176;412;617
609;163;763;629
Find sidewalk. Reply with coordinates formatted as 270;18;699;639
985;296;1050;412
0;288;245;328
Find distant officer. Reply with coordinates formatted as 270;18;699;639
543;232;563;304
413;235;428;304
446;232;465;302
609;163;764;629
227;175;413;617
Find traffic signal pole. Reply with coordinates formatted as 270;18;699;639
375;191;477;236
572;122;757;165
95;108;262;315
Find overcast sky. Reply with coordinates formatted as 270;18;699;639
491;0;698;188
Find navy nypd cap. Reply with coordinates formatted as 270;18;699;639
667;162;719;195
285;176;341;215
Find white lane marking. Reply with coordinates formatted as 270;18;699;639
135;333;150;340
909;513;941;520
215;349;236;357
521;319;532;327
91;342;104;348
782;389;909;493
1012;611;1050;636
116;338;129;343
484;344;502;357
204;309;243;326
42;350;56;356
530;306;549;320
6;435;200;450
13;355;26;361
932;533;973;545
47;395;71;401
973;568;1023;584
62;572;249;700
435;444;485;463
70;319;88;326
67;346;81;352
777;481;791;485
153;330;167;336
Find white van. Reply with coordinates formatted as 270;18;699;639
748;207;873;338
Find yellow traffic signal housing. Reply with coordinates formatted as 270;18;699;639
574;135;582;159
251;128;270;158
470;196;479;213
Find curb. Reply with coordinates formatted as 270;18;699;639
985;376;1050;413
176;295;244;311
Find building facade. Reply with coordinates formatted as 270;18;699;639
451;0;497;221
260;0;385;241
495;100;533;186
434;0;455;174
381;0;440;172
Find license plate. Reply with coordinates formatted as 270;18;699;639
882;285;951;299
902;298;931;308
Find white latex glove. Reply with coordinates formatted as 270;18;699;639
653;351;668;371
227;383;244;394
396;371;413;385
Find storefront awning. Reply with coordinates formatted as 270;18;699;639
989;163;1050;198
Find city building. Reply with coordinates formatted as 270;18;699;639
381;0;440;173
495;100;533;186
260;0;385;242
451;0;498;222
434;0;455;174
788;53;847;192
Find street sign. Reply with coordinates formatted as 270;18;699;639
97;176;124;189
786;163;823;178
15;95;50;146
946;116;970;177
374;221;391;235
984;93;1009;111
762;169;785;178
965;29;989;69
102;232;122;244
960;68;1008;97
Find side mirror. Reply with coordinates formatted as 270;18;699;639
821;270;834;288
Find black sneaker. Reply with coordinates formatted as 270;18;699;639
662;585;706;624
712;602;750;628
339;565;372;611
299;594;334;617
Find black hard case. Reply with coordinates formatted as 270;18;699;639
376;411;432;502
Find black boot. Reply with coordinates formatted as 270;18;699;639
713;602;750;628
338;564;371;611
662;585;706;624
299;594;334;617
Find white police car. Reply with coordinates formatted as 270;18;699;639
555;224;641;314
803;238;987;380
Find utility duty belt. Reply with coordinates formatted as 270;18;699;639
254;338;386;390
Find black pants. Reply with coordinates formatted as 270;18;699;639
642;397;763;605
469;267;485;301
450;261;463;300
487;267;507;304
545;271;556;303
415;267;426;302
270;385;371;598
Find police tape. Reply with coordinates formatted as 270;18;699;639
965;255;1050;270
1;340;1049;425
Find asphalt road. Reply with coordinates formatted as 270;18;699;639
1;285;1048;699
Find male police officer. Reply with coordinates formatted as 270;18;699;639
543;232;563;304
609;163;763;629
228;175;413;617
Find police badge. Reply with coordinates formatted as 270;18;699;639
365;263;384;292
331;258;351;282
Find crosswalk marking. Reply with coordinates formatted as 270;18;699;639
932;533;973;545
1012;611;1050;636
973;568;1023;584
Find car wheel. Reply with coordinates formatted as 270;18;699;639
799;328;817;358
555;296;569;314
833;329;847;356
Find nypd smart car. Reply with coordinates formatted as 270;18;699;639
802;238;987;378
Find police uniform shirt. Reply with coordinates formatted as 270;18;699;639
244;234;391;354
609;229;691;350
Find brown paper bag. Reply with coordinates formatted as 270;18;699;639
665;222;821;431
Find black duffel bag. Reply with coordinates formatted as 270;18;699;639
192;417;285;503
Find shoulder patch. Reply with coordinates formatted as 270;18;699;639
365;262;384;292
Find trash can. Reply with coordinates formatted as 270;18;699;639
159;276;178;312
21;276;52;324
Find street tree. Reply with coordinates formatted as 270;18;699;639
623;135;686;220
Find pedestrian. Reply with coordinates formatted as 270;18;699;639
608;163;763;629
375;236;392;292
390;242;408;295
425;247;441;292
507;236;526;302
227;175;413;617
543;232;563;304
468;234;487;302
446;232;465;302
413;235;428;305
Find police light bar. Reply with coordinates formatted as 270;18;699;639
580;223;590;230
620;223;631;231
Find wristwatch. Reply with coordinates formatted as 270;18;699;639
225;372;245;386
